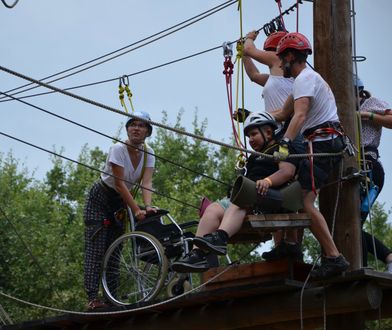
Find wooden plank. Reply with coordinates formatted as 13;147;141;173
201;260;312;291
230;213;310;242
245;213;310;221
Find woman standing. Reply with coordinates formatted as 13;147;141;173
355;77;392;271
83;111;156;310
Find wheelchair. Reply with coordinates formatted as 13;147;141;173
101;208;197;306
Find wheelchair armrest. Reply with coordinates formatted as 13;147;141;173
179;220;199;229
144;208;169;219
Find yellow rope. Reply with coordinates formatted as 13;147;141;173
118;76;135;113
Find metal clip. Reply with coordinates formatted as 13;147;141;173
120;75;129;87
222;41;233;58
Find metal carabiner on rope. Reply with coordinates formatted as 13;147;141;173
222;41;233;58
120;75;130;87
235;153;247;175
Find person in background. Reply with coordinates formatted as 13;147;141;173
83;111;156;310
354;77;392;272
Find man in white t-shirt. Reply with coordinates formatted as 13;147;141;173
273;32;349;279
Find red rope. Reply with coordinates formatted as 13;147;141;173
276;0;286;31
223;57;244;149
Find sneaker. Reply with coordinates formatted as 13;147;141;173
310;255;349;280
193;232;227;255
171;249;210;273
86;299;109;311
262;241;303;261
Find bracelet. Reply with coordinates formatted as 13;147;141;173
264;177;273;186
369;112;375;121
144;204;151;208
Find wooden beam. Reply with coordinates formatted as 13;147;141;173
313;0;361;269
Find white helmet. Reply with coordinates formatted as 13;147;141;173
125;111;153;136
243;112;281;136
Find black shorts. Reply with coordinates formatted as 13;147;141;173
298;136;345;191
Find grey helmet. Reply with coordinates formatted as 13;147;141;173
125;111;153;136
243;111;281;137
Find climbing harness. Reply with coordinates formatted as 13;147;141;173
304;124;345;194
118;75;135;113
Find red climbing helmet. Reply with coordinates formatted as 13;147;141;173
263;31;288;51
276;32;312;56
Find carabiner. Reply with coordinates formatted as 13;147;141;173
120;75;129;87
222;41;233;58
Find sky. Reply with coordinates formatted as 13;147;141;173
1;0;392;213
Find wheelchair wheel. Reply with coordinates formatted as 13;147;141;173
166;274;192;297
102;231;168;306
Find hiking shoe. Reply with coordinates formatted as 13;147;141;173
171;249;210;273
193;232;227;255
86;299;109;311
310;255;350;280
262;241;303;261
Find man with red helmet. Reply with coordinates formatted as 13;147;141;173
273;32;350;279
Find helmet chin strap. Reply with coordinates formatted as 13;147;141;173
258;128;269;150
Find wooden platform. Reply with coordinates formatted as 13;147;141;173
6;269;392;330
230;212;311;243
201;259;312;291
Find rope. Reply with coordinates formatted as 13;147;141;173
0;303;12;325
0;0;238;101
0;65;347;161
275;0;287;31
0;90;231;188
1;0;18;8
0;131;200;210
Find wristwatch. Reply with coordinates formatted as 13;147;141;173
280;137;291;147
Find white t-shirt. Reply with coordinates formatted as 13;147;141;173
293;67;339;133
263;75;294;112
101;142;155;190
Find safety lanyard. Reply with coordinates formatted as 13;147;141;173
130;143;148;198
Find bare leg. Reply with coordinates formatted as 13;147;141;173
218;204;247;237
303;190;339;257
196;202;225;237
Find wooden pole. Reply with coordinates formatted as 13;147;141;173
313;1;361;268
313;0;363;328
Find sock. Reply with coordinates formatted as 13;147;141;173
216;229;229;243
386;262;392;273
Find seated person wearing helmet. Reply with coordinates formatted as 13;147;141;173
172;112;299;273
